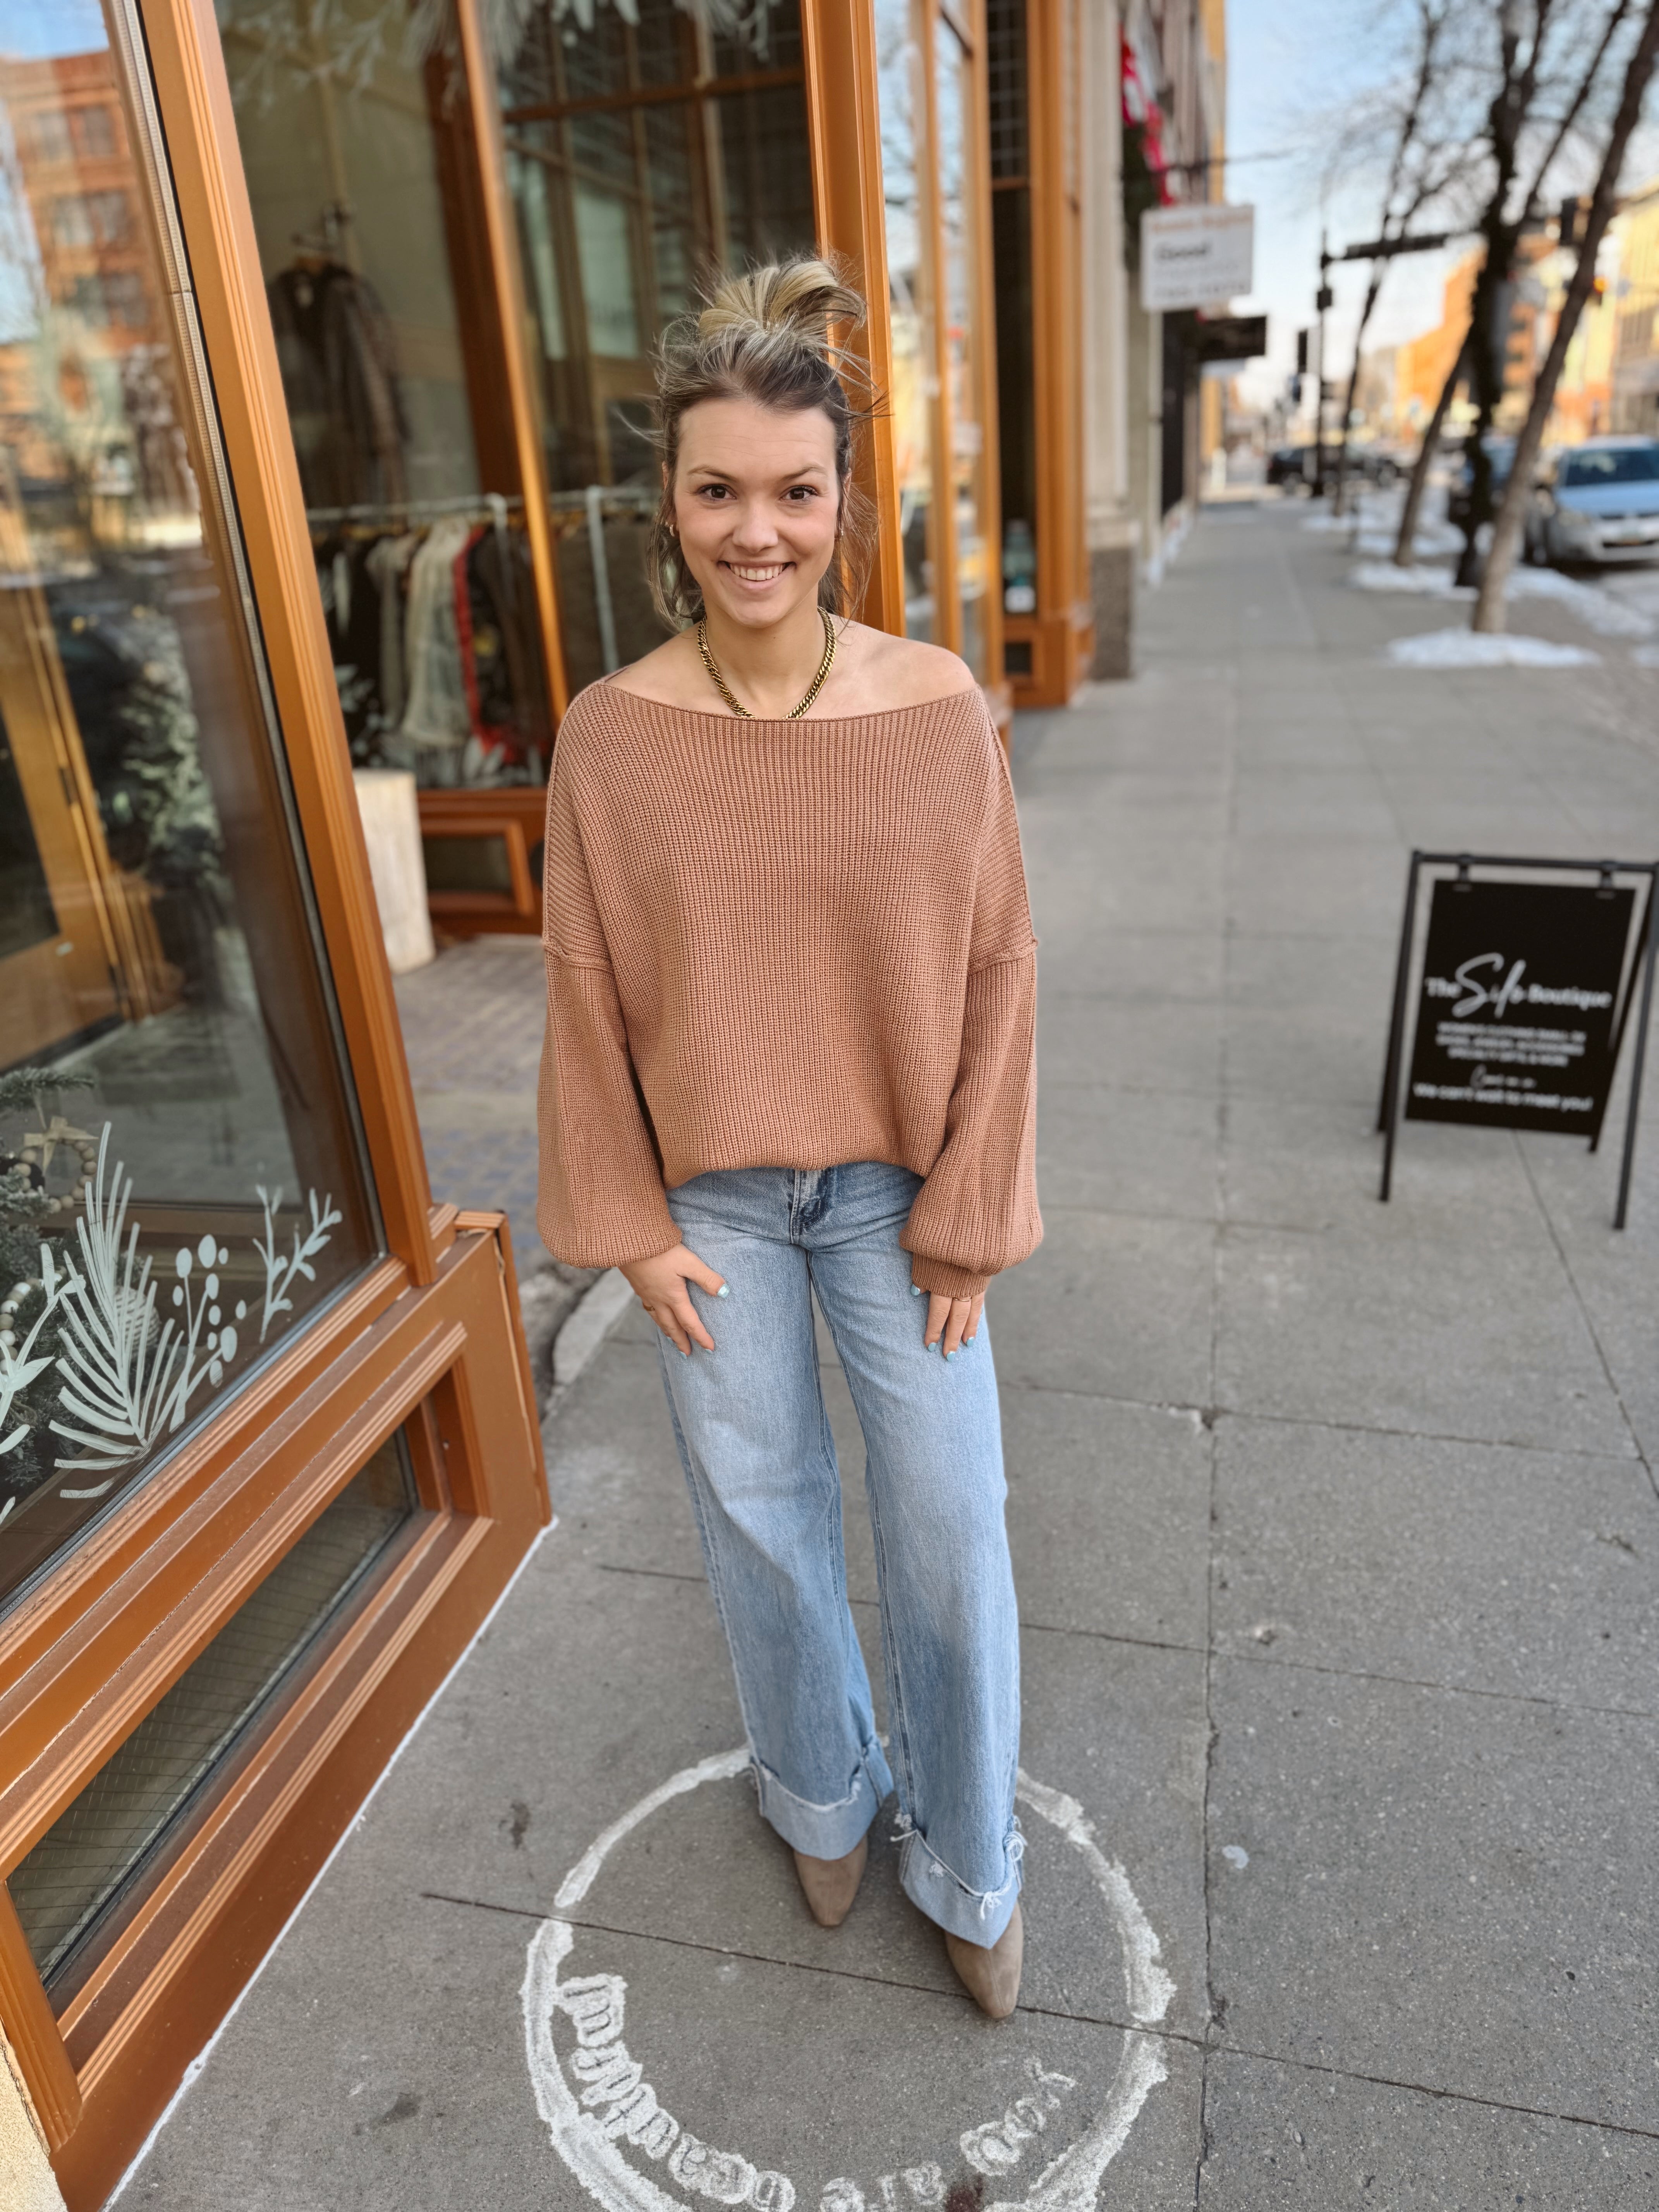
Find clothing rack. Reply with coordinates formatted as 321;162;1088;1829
304;491;525;527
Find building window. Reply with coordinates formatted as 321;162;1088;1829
68;101;117;160
52;187;131;247
501;0;817;687
0;41;381;1613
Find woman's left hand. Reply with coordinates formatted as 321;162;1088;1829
924;1290;984;1358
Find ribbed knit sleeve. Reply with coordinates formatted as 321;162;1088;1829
536;745;680;1269
900;720;1042;1300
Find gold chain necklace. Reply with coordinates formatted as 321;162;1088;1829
696;609;836;720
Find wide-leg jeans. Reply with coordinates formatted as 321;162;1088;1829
657;1161;1023;1946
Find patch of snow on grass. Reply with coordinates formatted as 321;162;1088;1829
1386;629;1600;669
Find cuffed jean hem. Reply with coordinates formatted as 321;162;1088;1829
750;1739;896;1861
896;1816;1025;1946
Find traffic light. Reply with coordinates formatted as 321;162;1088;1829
1296;328;1310;374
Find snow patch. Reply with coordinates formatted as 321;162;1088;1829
1350;561;1468;597
1631;643;1659;668
1504;566;1656;638
1385;629;1600;669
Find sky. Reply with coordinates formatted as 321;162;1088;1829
1222;0;1466;415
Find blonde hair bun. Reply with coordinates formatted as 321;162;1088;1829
697;260;866;353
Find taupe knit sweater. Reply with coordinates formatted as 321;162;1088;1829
536;678;1040;1299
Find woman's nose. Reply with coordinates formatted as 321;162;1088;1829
726;501;780;550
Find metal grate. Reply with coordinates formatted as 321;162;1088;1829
986;0;1029;183
10;1434;419;1987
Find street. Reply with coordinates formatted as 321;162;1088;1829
118;494;1659;2210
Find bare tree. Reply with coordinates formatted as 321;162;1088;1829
1333;0;1465;514
1394;331;1469;562
1475;0;1659;626
1392;0;1635;568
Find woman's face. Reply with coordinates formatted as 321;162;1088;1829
672;396;840;632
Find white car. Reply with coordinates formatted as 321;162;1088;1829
1527;437;1659;565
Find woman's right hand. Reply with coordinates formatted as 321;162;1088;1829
620;1243;727;1356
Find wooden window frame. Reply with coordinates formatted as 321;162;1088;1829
1000;0;1092;706
0;2;550;2200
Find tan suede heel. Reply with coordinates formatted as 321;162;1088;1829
791;1835;868;1928
945;1902;1023;2018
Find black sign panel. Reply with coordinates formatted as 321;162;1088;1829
1406;880;1635;1133
1196;314;1268;363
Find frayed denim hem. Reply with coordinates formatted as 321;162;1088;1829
750;1739;895;1860
895;1814;1025;1946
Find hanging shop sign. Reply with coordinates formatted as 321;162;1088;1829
1195;313;1267;364
1139;204;1254;312
1376;855;1659;1226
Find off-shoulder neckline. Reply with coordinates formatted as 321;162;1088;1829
589;674;988;729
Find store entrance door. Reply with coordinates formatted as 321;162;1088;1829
0;578;123;1065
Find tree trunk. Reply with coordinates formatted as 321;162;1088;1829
1394;331;1469;565
1333;271;1384;518
1474;0;1659;631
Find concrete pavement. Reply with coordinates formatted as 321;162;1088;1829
118;496;1659;2210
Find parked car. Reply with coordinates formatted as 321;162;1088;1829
1265;443;1402;491
1447;433;1516;534
1526;437;1659;566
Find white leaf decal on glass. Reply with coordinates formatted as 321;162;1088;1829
255;1185;343;1343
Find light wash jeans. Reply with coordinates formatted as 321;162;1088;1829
658;1161;1023;1946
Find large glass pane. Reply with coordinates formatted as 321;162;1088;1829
935;17;991;679
216;0;553;788
0;4;379;1607
986;0;1036;617
501;0;816;685
876;0;938;641
10;1428;422;1987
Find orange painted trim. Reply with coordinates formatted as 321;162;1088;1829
802;0;906;634
0;1883;79;2150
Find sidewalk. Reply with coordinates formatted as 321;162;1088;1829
119;499;1659;2210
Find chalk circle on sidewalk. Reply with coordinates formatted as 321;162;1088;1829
522;1749;1175;2212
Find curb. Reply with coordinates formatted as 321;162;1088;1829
549;1267;635;1395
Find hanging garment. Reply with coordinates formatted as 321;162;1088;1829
365;530;420;734
267;261;408;512
399;518;474;778
462;515;551;780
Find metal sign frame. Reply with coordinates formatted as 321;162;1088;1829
1377;850;1659;1226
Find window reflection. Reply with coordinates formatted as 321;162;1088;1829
217;0;553;789
876;0;938;642
0;11;376;1608
501;0;816;687
934;18;989;680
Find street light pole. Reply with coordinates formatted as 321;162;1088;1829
1313;232;1333;497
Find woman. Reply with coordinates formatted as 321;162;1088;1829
537;260;1039;2018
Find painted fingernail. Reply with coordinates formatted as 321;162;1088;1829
910;1283;923;1297
945;1349;957;1362
716;1285;730;1298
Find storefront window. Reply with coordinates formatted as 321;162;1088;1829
500;0;817;688
0;11;378;1609
934;14;989;680
876;0;937;641
987;0;1036;623
216;0;553;790
11;1426;423;1985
